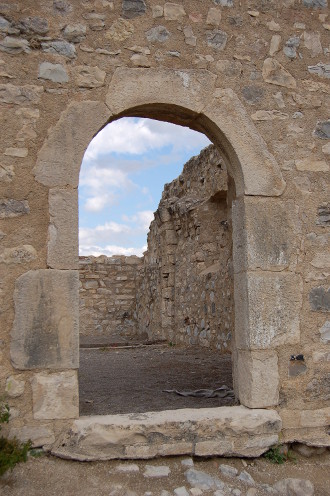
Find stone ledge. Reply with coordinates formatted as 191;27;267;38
51;406;281;461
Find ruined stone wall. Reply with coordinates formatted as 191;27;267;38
136;145;234;351
0;0;329;452
79;255;142;339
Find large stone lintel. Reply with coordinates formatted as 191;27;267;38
11;269;79;370
51;406;281;461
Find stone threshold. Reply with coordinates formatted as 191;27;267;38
51;406;281;461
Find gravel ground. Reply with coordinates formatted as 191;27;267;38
79;345;235;415
1;450;329;496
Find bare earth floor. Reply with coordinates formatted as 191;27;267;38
79;345;235;416
1;452;329;496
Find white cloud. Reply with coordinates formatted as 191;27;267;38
79;165;136;212
84;195;110;213
84;118;210;161
122;210;154;230
79;210;154;253
79;244;146;258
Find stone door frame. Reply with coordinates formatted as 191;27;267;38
13;68;302;417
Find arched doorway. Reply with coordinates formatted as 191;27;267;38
11;68;302;457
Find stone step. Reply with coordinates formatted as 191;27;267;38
51;406;281;461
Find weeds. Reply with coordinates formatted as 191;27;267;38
0;397;32;476
264;444;296;464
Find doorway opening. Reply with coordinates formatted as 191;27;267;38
78;118;236;416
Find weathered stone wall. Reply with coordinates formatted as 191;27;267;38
136;145;234;351
0;0;329;452
79;255;143;339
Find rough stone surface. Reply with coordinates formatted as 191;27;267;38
0;0;329;453
4;147;28;157
107;18;134;41
122;0;146;19
0;164;14;182
236;350;279;408
136;146;233;350
48;188;78;269
320;321;330;343
9;425;55;447
0;36;30;54
79;255;142;338
295;158;329;172
144;465;171;477
51;406;281;460
62;24;86;42
219;464;238;477
73;65;106;88
206;29;228;50
5;375;25;397
309;286;330;312
38;62;69;83
316;204;330;226
185;469;225;490
274;478;314;496
19;16;49;35
314;120;330;139
34;101;110;187
0;83;43;104
0;245;37;264
164;3;186;21
262;58;296;88
303;0;327;8
41;40;76;59
308;63;330;78
0;199;30;218
146;26;170;43
31;371;79;420
235;272;303;349
11;270;79;369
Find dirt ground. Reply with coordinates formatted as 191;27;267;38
79;344;235;415
1;450;329;496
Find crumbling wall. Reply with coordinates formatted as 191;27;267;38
79;146;233;351
136;145;233;351
79;255;142;339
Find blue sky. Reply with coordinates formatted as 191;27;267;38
79;117;211;257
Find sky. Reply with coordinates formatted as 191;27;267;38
79;117;211;257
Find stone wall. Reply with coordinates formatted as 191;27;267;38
0;0;329;452
79;255;143;339
136;145;233;351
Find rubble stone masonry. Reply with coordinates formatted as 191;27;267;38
0;0;329;454
79;147;233;352
136;145;233;351
79;255;143;339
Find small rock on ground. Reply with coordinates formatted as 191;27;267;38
185;469;225;490
237;471;255;485
174;487;190;496
219;464;238;477
273;478;314;496
143;465;171;478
